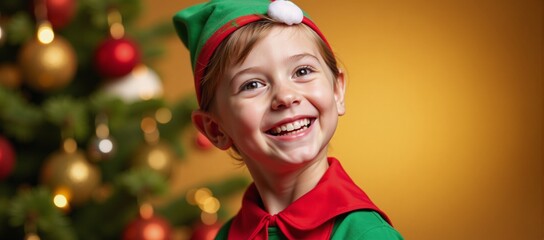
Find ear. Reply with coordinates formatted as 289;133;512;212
334;71;346;116
192;110;232;150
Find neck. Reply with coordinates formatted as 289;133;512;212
245;153;330;215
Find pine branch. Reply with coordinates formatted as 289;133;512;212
156;193;201;226
158;95;197;157
131;21;176;61
0;86;44;141
70;188;138;240
116;168;169;199
127;98;166;116
43;96;90;141
5;12;33;45
88;92;129;121
8;187;76;240
159;95;197;139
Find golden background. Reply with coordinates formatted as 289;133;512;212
140;0;543;239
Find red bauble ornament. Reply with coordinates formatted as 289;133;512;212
123;215;172;240
46;0;77;29
190;223;221;240
195;132;213;150
94;37;140;78
0;136;16;180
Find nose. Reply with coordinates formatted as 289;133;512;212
271;83;301;110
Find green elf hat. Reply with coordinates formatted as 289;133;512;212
173;0;331;107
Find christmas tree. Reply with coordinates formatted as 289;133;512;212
0;0;248;239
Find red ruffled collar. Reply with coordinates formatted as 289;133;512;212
228;157;391;240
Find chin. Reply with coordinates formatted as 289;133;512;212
279;147;325;165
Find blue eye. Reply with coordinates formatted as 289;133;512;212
241;81;265;91
294;66;314;78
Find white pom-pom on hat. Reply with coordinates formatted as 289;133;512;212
267;0;304;25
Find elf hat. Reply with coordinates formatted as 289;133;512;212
173;0;332;108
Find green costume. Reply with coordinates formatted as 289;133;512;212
216;210;403;239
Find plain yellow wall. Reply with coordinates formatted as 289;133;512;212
140;0;543;239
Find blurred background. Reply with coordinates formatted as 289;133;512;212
0;0;542;239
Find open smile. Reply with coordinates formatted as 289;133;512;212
266;118;314;136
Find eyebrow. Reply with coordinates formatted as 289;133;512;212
288;53;320;63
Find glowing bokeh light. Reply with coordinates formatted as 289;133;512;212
98;139;113;153
37;23;55;44
53;193;69;208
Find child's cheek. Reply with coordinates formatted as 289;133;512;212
304;81;334;102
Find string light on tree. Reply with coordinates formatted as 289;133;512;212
52;187;71;211
132;116;174;177
37;21;54;44
155;107;172;124
186;188;222;240
87;114;116;162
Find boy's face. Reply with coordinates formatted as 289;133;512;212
211;26;345;173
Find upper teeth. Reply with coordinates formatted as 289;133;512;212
270;118;310;134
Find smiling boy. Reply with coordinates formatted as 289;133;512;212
173;0;404;239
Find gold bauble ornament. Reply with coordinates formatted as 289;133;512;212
0;64;22;88
18;35;77;91
132;141;175;177
40;147;100;205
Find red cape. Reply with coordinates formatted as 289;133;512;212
228;157;391;240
